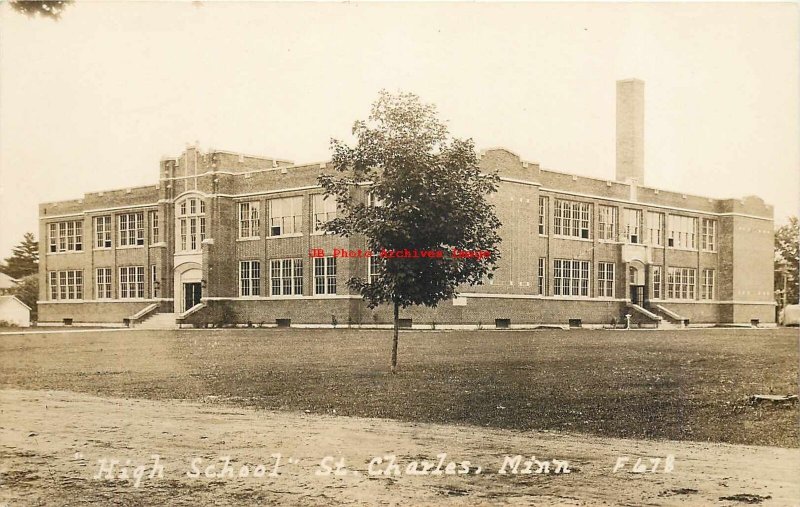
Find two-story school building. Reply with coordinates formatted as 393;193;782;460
37;80;775;328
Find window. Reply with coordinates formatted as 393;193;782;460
623;209;642;244
96;268;112;299
313;194;337;232
179;220;187;251
667;267;696;300
701;269;715;300
176;197;205;252
314;256;337;295
240;260;262;297
95;216;112;249
48;220;83;253
269;196;303;236
668;215;697;249
598;205;617;241
701;218;717;252
150;211;160;244
189;218;197;250
119;266;145;299
538;197;548;235
239;202;261;239
368;255;382;285
646;211;664;246
151;265;159;298
49;272;57;300
629;266;638;286
553;259;590;297
553;200;590;239
270;258;303;296
118;213;145;247
598;262;615;297
48;270;83;300
537;257;547;295
651;266;662;300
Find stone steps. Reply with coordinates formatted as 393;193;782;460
135;313;178;330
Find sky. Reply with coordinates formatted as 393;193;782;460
0;1;797;259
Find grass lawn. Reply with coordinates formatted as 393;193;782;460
0;327;797;447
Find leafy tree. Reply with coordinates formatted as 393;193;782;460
319;91;502;372
9;274;38;322
9;0;72;20
1;233;39;280
775;216;799;307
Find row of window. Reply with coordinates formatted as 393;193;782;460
50;196;718;255
239;257;339;296
47;261;715;302
536;260;716;300
48;267;158;300
537;197;717;251
49;212;160;253
238;194;336;239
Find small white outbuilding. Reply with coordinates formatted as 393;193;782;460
780;304;800;326
0;295;31;328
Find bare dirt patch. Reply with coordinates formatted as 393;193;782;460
0;389;798;506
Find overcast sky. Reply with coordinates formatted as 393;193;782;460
0;2;797;259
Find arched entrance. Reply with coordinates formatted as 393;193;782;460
628;261;646;305
174;262;202;313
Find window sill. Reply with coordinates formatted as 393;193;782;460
93;247;113;251
47;250;85;255
267;233;303;240
552;236;592;242
311;231;335;236
117;245;145;250
237;237;261;242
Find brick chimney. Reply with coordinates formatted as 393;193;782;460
616;79;645;185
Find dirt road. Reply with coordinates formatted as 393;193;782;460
0;389;797;506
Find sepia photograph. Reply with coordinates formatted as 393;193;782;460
0;1;798;505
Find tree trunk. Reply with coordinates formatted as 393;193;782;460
391;301;399;374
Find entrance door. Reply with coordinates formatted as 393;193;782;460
630;285;645;305
629;266;646;305
184;282;202;312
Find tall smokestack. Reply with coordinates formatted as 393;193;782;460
616;78;645;185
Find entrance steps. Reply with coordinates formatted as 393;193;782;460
135;312;179;330
650;304;688;328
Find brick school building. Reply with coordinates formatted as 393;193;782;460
37;80;774;328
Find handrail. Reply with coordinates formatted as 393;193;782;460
128;303;159;324
626;302;661;321
178;302;206;320
654;304;686;322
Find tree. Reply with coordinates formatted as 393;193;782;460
775;216;799;308
1;233;39;280
9;274;38;322
9;0;72;20
319;91;502;373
